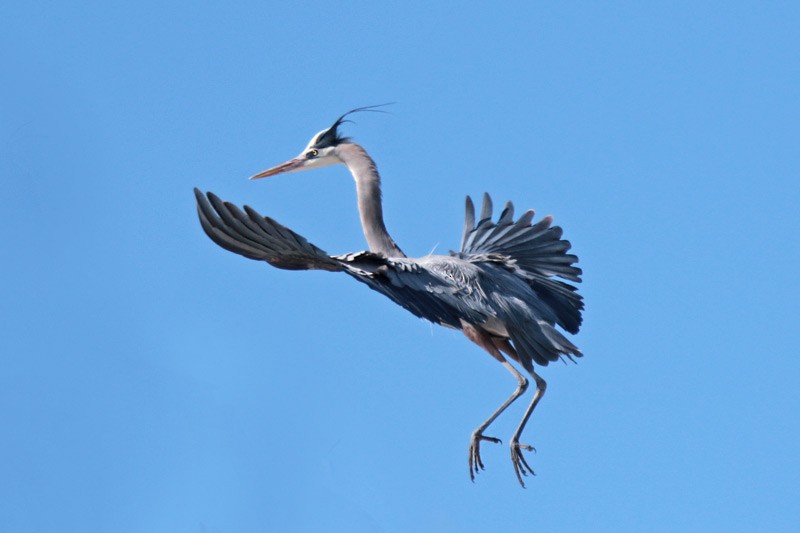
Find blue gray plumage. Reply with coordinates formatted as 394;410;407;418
195;191;582;369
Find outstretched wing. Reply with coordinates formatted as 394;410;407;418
194;189;488;329
456;193;583;334
194;188;343;272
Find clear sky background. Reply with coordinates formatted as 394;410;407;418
2;2;799;532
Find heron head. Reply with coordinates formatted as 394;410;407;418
250;105;391;180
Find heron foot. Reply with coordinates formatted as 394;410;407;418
468;432;502;481
510;439;536;488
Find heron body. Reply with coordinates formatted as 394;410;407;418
194;107;583;487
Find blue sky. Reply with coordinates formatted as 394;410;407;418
2;1;799;531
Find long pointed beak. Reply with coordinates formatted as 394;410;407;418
249;158;304;180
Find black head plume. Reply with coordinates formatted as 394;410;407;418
312;103;394;149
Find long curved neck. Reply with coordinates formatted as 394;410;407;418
335;143;405;257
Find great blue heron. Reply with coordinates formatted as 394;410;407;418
194;107;583;487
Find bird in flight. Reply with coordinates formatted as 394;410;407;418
194;106;584;487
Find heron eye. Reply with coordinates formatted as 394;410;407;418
306;149;319;158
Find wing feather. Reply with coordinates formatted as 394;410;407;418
195;188;342;271
457;193;584;333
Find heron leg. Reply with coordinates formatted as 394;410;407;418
469;360;529;481
462;323;529;482
509;369;547;488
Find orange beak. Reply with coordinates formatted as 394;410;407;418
249;158;305;180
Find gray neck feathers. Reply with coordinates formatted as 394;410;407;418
335;143;405;258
